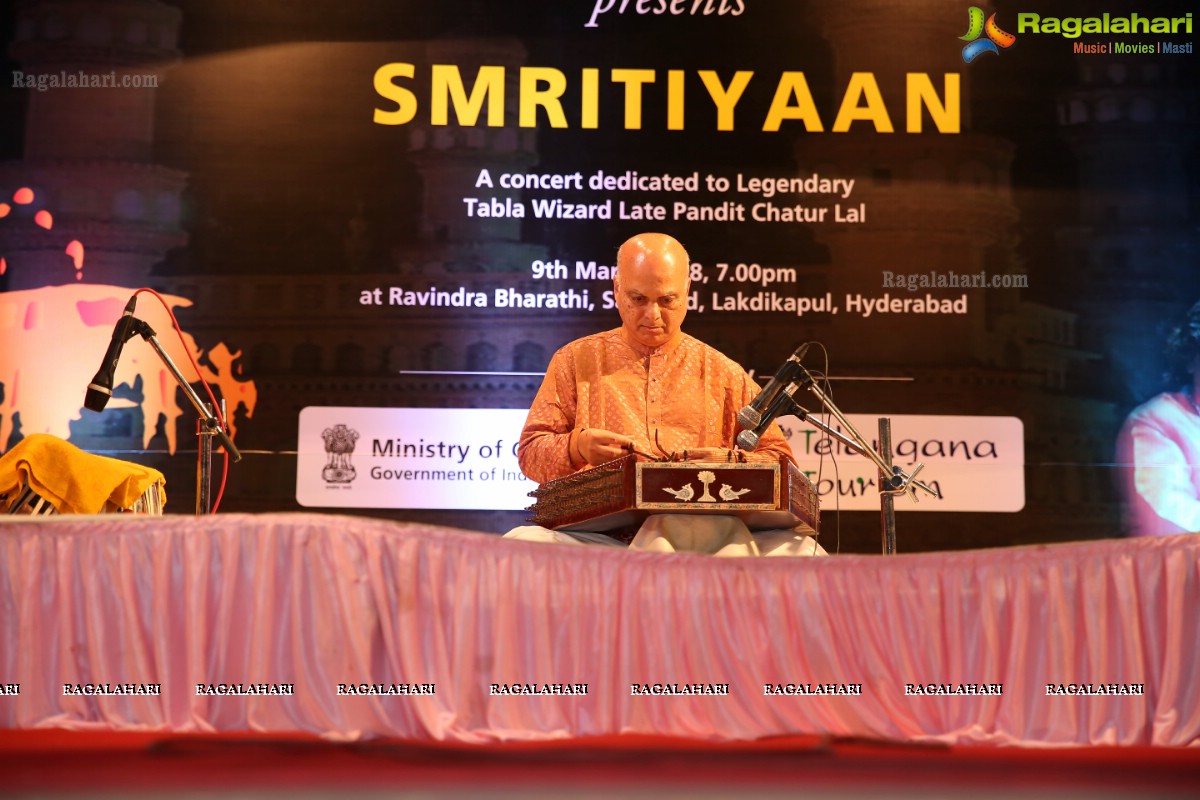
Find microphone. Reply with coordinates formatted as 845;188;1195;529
736;342;811;430
84;294;139;412
736;389;798;451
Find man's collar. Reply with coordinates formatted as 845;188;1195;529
617;328;685;358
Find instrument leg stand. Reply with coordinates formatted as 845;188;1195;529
878;417;897;555
196;404;215;515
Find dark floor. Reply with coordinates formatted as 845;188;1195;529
1;729;1197;799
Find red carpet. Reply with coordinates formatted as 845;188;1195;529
1;729;1197;797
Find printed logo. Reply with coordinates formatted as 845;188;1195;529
322;424;360;484
960;7;1016;63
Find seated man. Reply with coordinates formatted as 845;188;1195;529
508;232;824;557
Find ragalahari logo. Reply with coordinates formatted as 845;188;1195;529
960;7;1017;62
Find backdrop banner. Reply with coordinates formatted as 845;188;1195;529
296;407;1024;512
0;0;1195;548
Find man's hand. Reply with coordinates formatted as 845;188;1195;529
574;427;635;467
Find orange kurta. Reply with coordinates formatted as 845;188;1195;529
518;329;796;483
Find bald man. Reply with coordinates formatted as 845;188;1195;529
511;232;824;557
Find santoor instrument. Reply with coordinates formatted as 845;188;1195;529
527;455;819;542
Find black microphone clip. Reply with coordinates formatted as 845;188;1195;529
736;342;812;432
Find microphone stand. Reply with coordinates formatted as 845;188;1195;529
127;317;242;515
775;370;938;555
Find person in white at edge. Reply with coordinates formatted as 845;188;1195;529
1118;299;1200;536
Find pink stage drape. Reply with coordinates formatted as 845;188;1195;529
0;513;1196;746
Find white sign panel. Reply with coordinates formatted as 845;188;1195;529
297;407;1024;512
296;407;536;510
778;413;1025;512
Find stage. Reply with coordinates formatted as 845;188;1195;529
1;728;1198;798
1;513;1196;749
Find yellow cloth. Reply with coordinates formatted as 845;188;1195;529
0;433;166;514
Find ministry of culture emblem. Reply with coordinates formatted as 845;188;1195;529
960;7;1016;63
322;424;359;483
